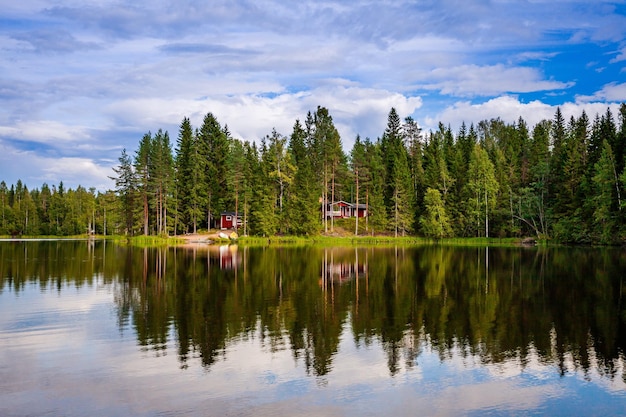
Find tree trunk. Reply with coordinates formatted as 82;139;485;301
355;168;359;236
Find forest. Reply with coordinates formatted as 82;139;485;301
1;103;626;243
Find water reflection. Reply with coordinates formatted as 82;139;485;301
1;241;626;386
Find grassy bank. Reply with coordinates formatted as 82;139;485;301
0;233;541;248
236;235;535;248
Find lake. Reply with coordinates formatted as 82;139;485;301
1;240;625;416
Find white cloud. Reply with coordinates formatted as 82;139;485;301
0;142;114;189
426;96;623;134
610;46;626;63
106;85;423;147
420;64;573;97
0;120;92;143
576;82;626;103
41;157;113;188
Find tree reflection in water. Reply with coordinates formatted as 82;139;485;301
1;241;625;383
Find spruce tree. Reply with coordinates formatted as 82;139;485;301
175;117;195;233
312;107;346;233
250;138;278;236
288;120;320;235
593;140;619;243
134;132;152;235
198;112;230;229
226;138;246;234
381;108;415;236
363;138;387;233
147;129;174;235
403;116;425;224
110;149;137;235
266;129;296;234
350;135;369;235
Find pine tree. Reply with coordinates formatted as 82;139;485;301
135;132;152;235
549;107;568;218
198;112;230;229
0;181;9;234
363;138;387;233
312;107;346;233
175;117;195;233
265;129;296;234
561;112;591;240
420;188;452;238
617;103;626;176
250;138;278;236
150;129;174;235
350;135;370;235
423;126;454;200
110;149;137;235
241;141;259;236
403;116;425;223
227;138;247;234
381;108;415;236
516;117;532;187
288;120;320;235
593;140;619;243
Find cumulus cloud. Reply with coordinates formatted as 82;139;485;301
420;64;573;97
577;82;626;102
0;120;92;143
426;96;623;134
106;85;422;146
0;140;114;189
40;157;114;188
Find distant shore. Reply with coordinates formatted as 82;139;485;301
0;233;545;248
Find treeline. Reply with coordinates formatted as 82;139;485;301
2;103;626;242
0;180;116;236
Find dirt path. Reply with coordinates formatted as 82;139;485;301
171;233;224;248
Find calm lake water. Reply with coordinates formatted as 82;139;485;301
1;241;625;416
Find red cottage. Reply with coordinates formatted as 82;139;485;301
220;212;242;230
325;201;368;218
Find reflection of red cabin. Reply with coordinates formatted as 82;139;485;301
325;201;368;218
219;245;240;270
220;212;242;230
322;261;366;285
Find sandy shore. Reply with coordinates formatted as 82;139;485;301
173;232;237;248
176;233;218;241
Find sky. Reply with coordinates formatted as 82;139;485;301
1;0;626;191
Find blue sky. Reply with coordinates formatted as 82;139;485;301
1;0;626;190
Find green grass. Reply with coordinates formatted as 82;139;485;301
235;235;534;248
0;233;541;248
0;234;96;240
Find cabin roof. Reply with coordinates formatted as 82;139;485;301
220;211;242;216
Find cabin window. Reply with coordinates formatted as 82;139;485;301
226;216;232;221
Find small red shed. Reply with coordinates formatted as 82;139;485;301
220;212;242;230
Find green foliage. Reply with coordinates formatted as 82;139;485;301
5;103;626;244
287;120;321;235
593;140;620;243
465;144;498;237
382;108;415;236
175;117;198;233
420;188;452;238
198;112;231;228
